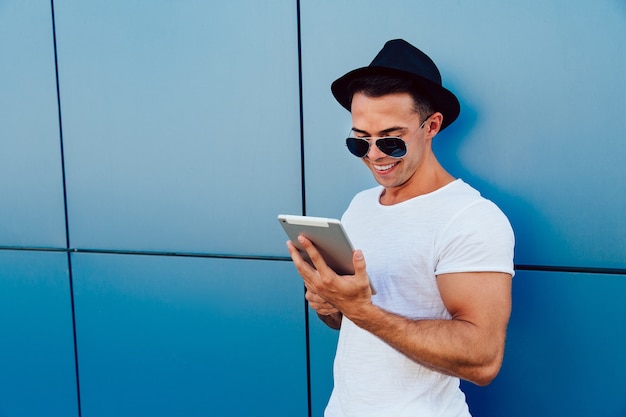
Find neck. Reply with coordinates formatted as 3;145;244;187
379;162;455;206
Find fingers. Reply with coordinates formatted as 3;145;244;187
286;236;333;285
312;304;339;316
288;237;374;310
297;235;333;276
286;239;325;296
285;240;305;266
286;239;315;276
305;289;328;304
306;289;339;316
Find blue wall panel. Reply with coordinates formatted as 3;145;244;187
308;309;339;417
2;1;625;416
0;1;67;248
300;0;626;269
310;270;626;417
0;250;78;417
462;270;626;416
71;253;307;417
54;0;303;255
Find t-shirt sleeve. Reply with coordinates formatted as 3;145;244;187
434;199;515;277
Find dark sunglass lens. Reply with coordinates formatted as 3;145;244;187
346;138;370;157
377;137;406;157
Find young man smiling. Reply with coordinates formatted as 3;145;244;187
287;39;515;416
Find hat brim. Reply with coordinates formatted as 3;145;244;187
331;66;460;130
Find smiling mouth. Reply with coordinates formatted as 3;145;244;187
373;162;398;172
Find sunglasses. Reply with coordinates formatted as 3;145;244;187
345;115;432;158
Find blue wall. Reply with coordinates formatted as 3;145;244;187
1;1;625;416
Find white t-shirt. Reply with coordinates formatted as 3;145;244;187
324;179;515;417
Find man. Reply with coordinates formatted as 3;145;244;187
287;39;514;416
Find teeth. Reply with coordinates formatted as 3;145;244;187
374;163;396;171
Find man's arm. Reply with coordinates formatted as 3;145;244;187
287;236;512;386
348;271;511;385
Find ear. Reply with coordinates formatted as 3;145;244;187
425;112;444;138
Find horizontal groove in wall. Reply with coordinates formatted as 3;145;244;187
0;245;292;262
2;246;625;275
514;264;626;276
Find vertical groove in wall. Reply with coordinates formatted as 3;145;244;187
295;1;313;416
49;1;82;416
296;7;307;216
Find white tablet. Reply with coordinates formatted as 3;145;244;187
278;214;355;275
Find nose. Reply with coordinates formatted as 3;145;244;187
365;140;386;160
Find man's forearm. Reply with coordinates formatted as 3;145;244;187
347;303;505;386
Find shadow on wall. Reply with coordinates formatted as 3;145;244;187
431;95;543;268
461;270;626;417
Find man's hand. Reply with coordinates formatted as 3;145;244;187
305;289;343;329
286;235;373;327
305;289;339;316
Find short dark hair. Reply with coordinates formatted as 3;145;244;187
346;74;435;118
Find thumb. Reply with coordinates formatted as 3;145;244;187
353;249;376;295
353;249;366;274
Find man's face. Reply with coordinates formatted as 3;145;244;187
350;92;434;195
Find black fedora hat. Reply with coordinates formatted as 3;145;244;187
331;39;460;130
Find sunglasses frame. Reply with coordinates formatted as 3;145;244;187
345;115;432;159
346;136;408;158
